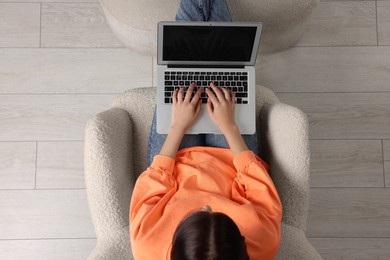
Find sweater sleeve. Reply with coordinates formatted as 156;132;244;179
233;150;283;257
233;150;282;218
129;155;177;241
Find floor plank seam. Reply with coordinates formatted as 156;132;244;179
34;142;38;190
376;0;379;46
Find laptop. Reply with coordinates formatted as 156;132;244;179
156;21;263;134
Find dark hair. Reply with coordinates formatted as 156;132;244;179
171;211;249;260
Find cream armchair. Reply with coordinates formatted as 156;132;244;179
84;85;323;260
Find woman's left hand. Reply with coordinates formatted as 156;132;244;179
171;83;203;132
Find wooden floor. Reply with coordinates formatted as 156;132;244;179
0;0;389;259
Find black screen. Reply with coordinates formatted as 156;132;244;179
163;26;257;62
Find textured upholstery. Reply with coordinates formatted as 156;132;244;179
84;85;323;259
100;0;320;56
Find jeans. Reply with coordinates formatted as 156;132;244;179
176;0;232;22
147;111;260;165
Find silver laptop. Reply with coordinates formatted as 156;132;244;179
156;21;262;134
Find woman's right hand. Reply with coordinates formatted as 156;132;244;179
205;83;237;134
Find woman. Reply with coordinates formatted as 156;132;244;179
130;1;282;259
130;83;282;259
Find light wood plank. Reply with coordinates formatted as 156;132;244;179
309;238;390;260
0;0;98;2
0;190;96;239
276;93;390;139
0;3;40;47
307;188;390;238
378;1;390;46
41;3;123;48
0;95;115;141
0;239;96;260
256;47;390;93
0;49;152;94
0;142;36;189
36;142;84;189
296;1;377;46
320;0;375;1
383;140;390;161
310;140;384;187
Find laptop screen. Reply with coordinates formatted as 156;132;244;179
158;22;262;66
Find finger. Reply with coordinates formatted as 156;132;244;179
230;89;235;103
206;87;218;105
172;88;178;104
210;83;225;102
178;87;185;103
195;99;202;117
191;86;203;104
206;97;214;116
221;87;231;101
185;83;195;103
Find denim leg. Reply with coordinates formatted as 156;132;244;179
176;0;232;22
242;134;260;157
147;110;205;165
205;133;260;156
205;134;229;149
208;0;232;22
147;111;167;165
176;0;204;21
179;133;206;153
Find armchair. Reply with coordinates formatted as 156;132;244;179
84;85;322;259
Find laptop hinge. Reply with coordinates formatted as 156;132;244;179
167;64;245;69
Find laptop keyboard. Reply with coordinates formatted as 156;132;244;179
164;71;249;104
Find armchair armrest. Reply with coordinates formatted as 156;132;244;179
260;103;311;231
84;107;134;259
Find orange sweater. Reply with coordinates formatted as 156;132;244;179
130;147;282;260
